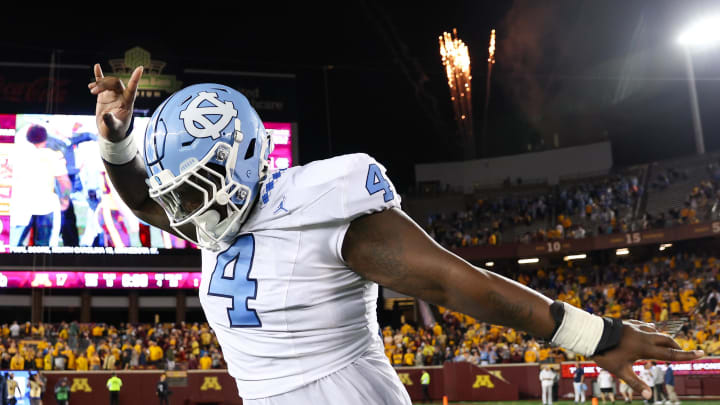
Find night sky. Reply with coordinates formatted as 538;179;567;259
3;1;720;192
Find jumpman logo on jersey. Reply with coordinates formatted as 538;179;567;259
273;196;288;215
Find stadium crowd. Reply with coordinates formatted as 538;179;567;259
382;251;720;368
0;321;225;371
423;161;720;250
2;252;720;372
426;173;642;249
640;178;720;230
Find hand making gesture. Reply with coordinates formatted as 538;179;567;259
88;63;143;142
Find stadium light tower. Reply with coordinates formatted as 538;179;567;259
677;15;720;155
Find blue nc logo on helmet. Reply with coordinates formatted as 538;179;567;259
180;92;238;140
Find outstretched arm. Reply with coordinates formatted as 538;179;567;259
342;207;703;399
88;63;192;240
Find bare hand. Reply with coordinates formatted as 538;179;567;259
88;64;143;142
593;320;703;400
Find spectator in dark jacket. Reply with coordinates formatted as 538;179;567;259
665;364;679;405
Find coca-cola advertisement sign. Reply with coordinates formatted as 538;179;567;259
0;75;70;105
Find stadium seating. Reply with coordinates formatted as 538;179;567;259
409;153;720;248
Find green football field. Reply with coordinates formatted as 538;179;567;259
412;401;715;404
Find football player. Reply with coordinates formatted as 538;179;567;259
89;64;702;404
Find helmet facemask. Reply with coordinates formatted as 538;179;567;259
148;141;255;251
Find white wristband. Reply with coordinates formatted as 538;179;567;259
99;133;138;165
550;302;604;357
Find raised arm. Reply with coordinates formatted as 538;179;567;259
88;64;192;240
342;207;703;399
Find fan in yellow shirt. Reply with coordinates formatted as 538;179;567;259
606;302;622;318
676;332;697;351
641;306;653;323
23;348;34;365
682;295;698;313
199;352;213;370
524;348;538;363
422;344;434;359
86;344;96;358
201;330;212;346
703;337;720;355
62;348;76;370
538;347;551;362
404;350;415;366
148;342;164;362
43;352;53;370
92;324;104;337
10;353;24;370
670;299;681;314
111;346;121;361
89;352;101;370
75;353;89;371
504;328;517;344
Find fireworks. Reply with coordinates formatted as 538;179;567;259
482;29;496;157
488;29;496;64
439;29;473;156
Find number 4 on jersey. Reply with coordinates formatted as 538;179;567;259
365;163;394;202
207;234;261;328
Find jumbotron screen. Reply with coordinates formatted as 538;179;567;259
0;114;293;254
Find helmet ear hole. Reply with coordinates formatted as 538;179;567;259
244;138;256;160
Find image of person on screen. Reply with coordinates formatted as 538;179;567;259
27;373;43;405
10;125;72;247
43;124;98;247
76;153;140;248
5;373;21;405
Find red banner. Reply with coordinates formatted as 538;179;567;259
562;358;720;378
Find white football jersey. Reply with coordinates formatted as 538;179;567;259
198;153;402;399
